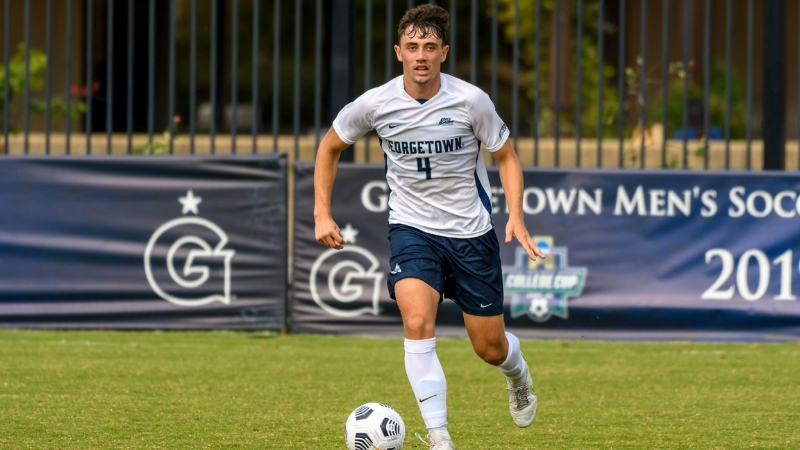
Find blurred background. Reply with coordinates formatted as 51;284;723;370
2;0;799;170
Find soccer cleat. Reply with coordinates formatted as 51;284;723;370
414;429;456;449
506;366;537;428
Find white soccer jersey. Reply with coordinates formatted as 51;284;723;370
333;74;509;238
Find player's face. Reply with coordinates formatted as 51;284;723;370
394;30;449;89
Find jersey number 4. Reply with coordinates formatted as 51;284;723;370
416;157;432;179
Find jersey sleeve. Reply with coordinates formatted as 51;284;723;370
331;92;377;145
468;91;510;152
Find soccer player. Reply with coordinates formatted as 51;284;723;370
314;5;544;449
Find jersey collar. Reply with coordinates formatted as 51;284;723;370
399;73;448;105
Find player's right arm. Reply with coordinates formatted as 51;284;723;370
315;87;378;249
314;127;351;249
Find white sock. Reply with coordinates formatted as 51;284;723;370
404;337;447;428
498;332;527;385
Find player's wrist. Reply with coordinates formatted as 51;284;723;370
313;210;333;221
507;211;525;222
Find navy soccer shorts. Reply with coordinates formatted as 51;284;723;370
386;223;504;316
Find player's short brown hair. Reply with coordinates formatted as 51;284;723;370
397;4;449;45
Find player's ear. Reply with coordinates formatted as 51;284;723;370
394;45;402;61
442;44;449;62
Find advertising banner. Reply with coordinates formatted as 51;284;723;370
293;162;800;340
0;155;287;329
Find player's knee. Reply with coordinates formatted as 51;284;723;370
402;313;434;338
474;343;505;366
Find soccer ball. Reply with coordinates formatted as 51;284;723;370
344;402;406;450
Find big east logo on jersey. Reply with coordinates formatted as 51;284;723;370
502;236;587;322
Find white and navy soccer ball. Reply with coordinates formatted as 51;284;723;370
344;402;405;450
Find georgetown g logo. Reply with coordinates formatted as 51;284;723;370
502;236;587;322
309;224;384;317
144;190;236;307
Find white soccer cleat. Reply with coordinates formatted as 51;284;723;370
507;366;537;428
415;429;456;449
431;440;457;450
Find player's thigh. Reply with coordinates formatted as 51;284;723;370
387;224;446;302
463;312;508;365
444;229;504;316
396;277;440;339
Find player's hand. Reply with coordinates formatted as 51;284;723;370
505;216;545;260
315;217;345;249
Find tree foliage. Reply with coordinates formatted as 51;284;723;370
0;43;85;135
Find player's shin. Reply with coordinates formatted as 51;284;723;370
497;331;527;385
404;337;448;429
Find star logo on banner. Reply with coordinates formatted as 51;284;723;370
309;222;383;318
143;190;236;308
340;223;359;244
179;190;202;215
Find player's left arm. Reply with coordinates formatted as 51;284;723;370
492;140;545;260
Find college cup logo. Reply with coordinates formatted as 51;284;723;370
309;224;384;317
502;236;587;322
144;190;236;307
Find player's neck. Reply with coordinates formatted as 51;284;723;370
402;73;442;102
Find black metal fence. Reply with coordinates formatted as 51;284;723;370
1;0;798;170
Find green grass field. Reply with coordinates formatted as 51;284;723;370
1;330;798;449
